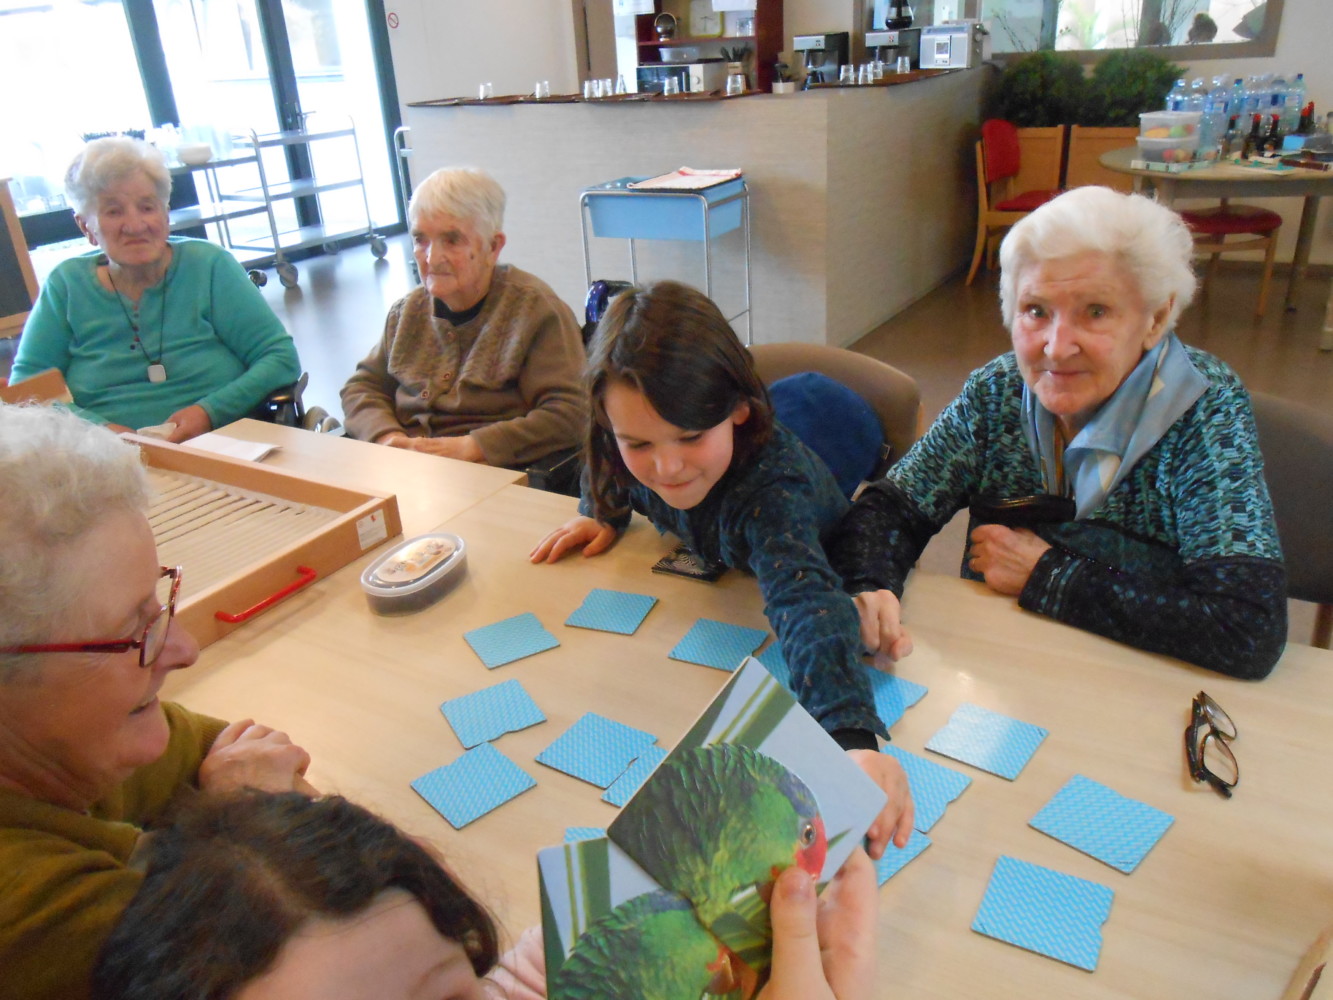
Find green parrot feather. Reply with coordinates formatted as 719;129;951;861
549;889;740;1000
611;744;823;929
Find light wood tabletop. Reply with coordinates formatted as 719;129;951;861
163;481;1333;999
208;418;526;536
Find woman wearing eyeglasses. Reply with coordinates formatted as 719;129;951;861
0;404;313;1000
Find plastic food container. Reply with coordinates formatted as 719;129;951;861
1138;111;1201;139
1136;135;1201;163
360;533;466;615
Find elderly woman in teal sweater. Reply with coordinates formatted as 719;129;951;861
11;137;301;442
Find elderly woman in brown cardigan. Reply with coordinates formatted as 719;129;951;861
0;404;313;1000
340;167;588;468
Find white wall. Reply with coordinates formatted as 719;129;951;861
383;0;581;105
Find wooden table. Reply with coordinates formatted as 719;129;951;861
164;481;1333;999
1100;147;1333;350
210;419;526;536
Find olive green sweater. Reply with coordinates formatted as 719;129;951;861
0;702;226;1000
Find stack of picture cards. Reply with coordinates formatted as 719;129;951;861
537;657;887;999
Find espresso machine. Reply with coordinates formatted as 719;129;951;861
793;32;848;89
865;27;922;69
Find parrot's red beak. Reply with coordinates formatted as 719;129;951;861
795;815;827;877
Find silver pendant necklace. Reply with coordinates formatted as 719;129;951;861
106;259;168;383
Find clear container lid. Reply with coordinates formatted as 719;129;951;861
360;533;466;596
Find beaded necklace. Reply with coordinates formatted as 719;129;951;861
104;255;169;383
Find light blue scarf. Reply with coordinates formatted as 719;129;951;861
1021;332;1208;519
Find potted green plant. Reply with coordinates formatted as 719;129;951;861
985;51;1086;127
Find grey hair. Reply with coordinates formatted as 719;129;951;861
0;405;151;679
998;186;1198;331
64;137;173;219
407;167;505;242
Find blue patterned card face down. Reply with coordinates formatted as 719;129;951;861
972;855;1114;971
440;679;546;748
535;712;658;788
879;744;972;832
669;618;768;671
926;703;1049;780
411;743;536;829
757;646;927;733
463;612;560;669
875;829;932;885
865;669;928;731
601;745;668;807
1030;774;1175;874
565;588;659;635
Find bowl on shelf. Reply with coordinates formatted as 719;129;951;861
177;143;213;166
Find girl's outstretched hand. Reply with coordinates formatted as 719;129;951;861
846;749;915;858
529;516;619;563
760;848;879;1000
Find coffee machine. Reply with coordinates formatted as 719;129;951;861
865;28;922;69
793;32;849;89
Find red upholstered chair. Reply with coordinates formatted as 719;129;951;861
966;120;1063;285
1177;200;1283;317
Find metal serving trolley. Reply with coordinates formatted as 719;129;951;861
578;174;752;344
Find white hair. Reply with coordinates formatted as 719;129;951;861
407;167;506;242
64;136;173;219
0;405;151;678
998;186;1198;330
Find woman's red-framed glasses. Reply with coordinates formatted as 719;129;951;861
0;567;182;669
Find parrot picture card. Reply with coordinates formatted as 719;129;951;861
925;702;1049;780
439;678;546;748
601;744;668;807
535;711;659;788
606;656;888;989
668;617;769;670
874;828;932;885
463;611;559;668
410;742;536;829
878;744;972;833
565;587;659;635
1029;774;1175;874
565;826;607;843
972;855;1115;972
539;834;741;1000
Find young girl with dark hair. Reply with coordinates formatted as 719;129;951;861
530;281;913;855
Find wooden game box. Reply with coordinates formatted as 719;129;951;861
131;435;402;649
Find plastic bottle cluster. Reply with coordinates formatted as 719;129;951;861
1167;72;1310;153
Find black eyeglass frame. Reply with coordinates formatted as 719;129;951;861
0;567;182;669
1184;690;1239;799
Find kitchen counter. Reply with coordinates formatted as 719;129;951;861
403;67;986;346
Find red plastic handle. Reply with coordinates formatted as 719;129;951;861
214;565;318;624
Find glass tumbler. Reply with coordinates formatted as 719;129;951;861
726;73;745;96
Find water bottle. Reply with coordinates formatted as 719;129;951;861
1230;78;1246;119
1243;75;1265;116
1283;73;1307;133
1269;73;1288;130
1166;78;1187;112
1186;78;1206;115
1201;79;1228;153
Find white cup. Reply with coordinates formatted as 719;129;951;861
534;80;551;99
478;81;493;99
726;73;745;96
663;76;681;96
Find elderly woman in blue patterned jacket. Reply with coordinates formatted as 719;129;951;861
829;186;1286;679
